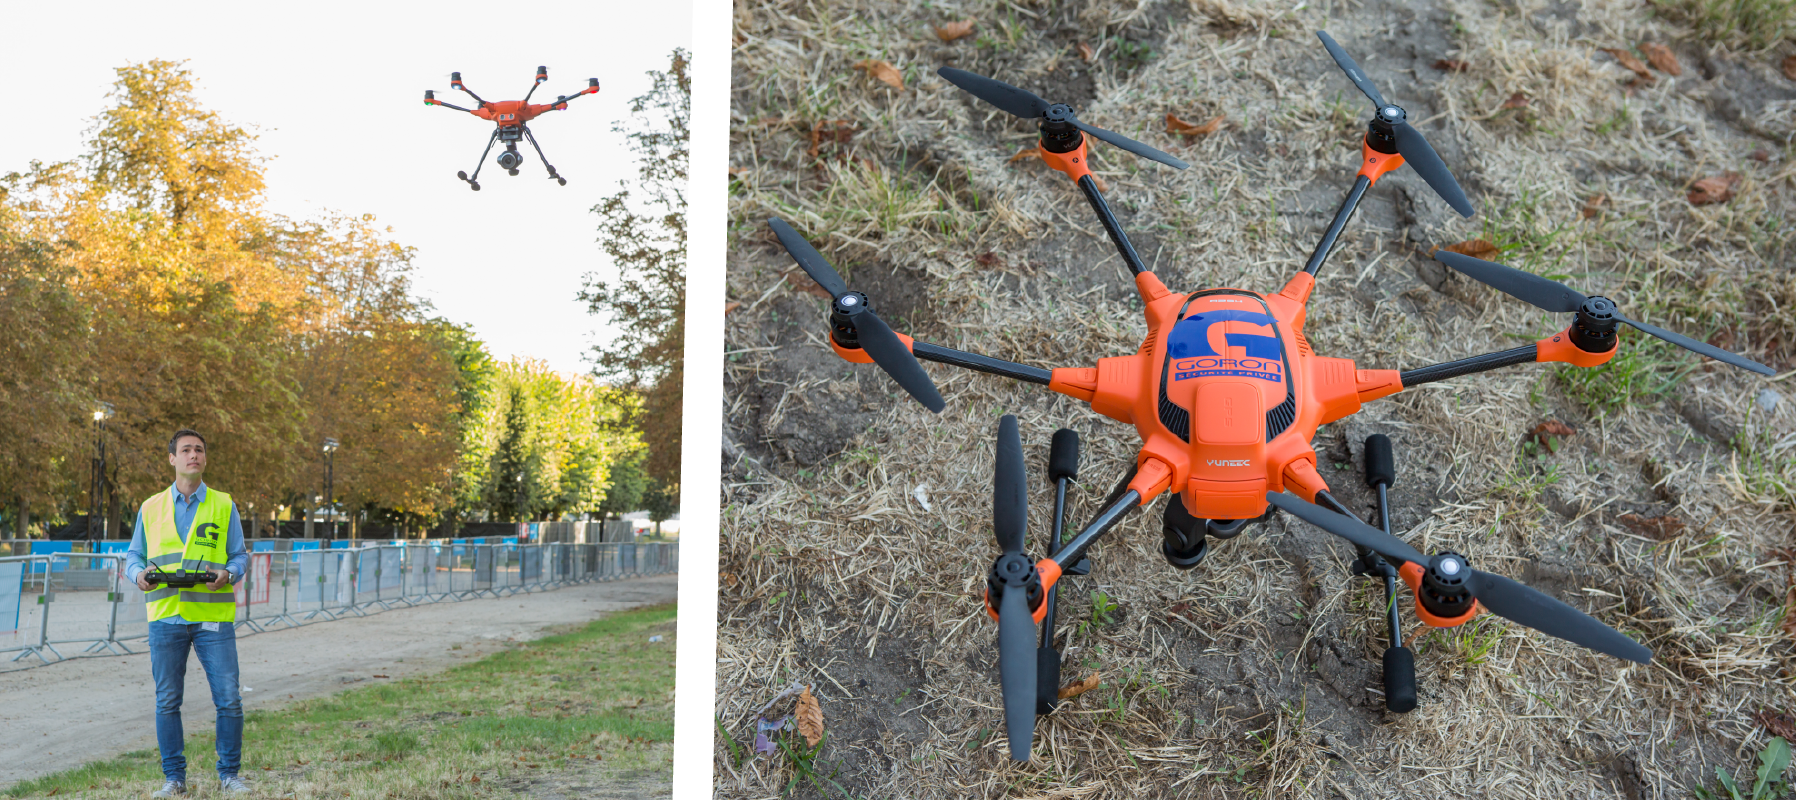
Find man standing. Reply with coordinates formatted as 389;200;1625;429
124;429;251;797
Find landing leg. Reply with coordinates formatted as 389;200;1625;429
459;129;500;191
1360;434;1416;713
522;126;566;185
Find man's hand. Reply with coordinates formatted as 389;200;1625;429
135;572;153;592
206;569;232;591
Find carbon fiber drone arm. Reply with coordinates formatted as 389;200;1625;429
911;341;1053;385
1395;329;1618;390
1076;175;1149;276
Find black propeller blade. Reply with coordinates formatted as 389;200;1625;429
1435;250;1776;376
766;219;947;411
1465;570;1652;664
994;415;1027;553
990;414;1037;761
1269;491;1652;663
1266;491;1426;565
996;569;1036;761
937;67;1190;171
1316;31;1474;218
768;218;848;298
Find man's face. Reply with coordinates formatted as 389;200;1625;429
169;436;207;479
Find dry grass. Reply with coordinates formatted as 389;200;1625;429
721;0;1796;797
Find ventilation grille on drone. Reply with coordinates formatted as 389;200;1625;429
1265;396;1297;441
1159;391;1191;442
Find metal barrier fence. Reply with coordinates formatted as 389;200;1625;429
0;541;677;669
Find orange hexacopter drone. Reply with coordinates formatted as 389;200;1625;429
423;66;600;191
766;32;1775;761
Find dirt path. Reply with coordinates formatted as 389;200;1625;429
0;574;677;788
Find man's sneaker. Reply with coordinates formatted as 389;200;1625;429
220;774;252;794
150;779;187;797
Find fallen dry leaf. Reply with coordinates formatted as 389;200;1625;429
807;119;857;157
1076;42;1094;61
1756;709;1796;741
1059;672;1101;700
1433;239;1500;260
1639;42;1681;76
1531;420;1575;444
1533;420;1575;436
1688;172;1741;206
935;19;976;42
795;685;825;747
852;59;905;91
1166;112;1226;137
1619;513;1686;540
976;252;1004;268
723;301;741;316
1433;59;1471;72
1784;55;1796;82
1580;194;1608;219
1502;92;1530;109
1601;48;1655;81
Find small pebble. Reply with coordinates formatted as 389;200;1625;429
1758;389;1781;414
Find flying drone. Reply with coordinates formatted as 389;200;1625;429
765;31;1775;762
423;66;600;191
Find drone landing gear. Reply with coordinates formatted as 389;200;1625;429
1036;430;1086;716
1352;434;1418;713
522;126;567;186
459;129;501;191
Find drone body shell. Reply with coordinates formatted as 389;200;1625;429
1048;270;1402;519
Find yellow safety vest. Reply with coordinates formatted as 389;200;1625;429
142;485;237;623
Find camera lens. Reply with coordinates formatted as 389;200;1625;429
497;151;522;170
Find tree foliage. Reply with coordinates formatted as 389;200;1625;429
579;48;689;489
470;359;643;523
0;59;650;536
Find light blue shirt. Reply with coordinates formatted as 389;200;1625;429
124;482;249;626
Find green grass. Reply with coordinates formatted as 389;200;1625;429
1651;0;1796;48
6;604;677;799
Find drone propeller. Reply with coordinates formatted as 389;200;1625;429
937;67;1190;171
766;218;945;412
1267;492;1652;664
1435;251;1776;375
989;415;1038;761
1316;31;1474;218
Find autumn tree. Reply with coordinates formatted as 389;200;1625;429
1;60;472;535
0;211;92;535
579;48;688;489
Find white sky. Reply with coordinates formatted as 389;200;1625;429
0;1;693;377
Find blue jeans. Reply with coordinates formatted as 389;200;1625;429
148;620;243;781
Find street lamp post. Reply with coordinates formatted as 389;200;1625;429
90;403;115;541
322;438;339;541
